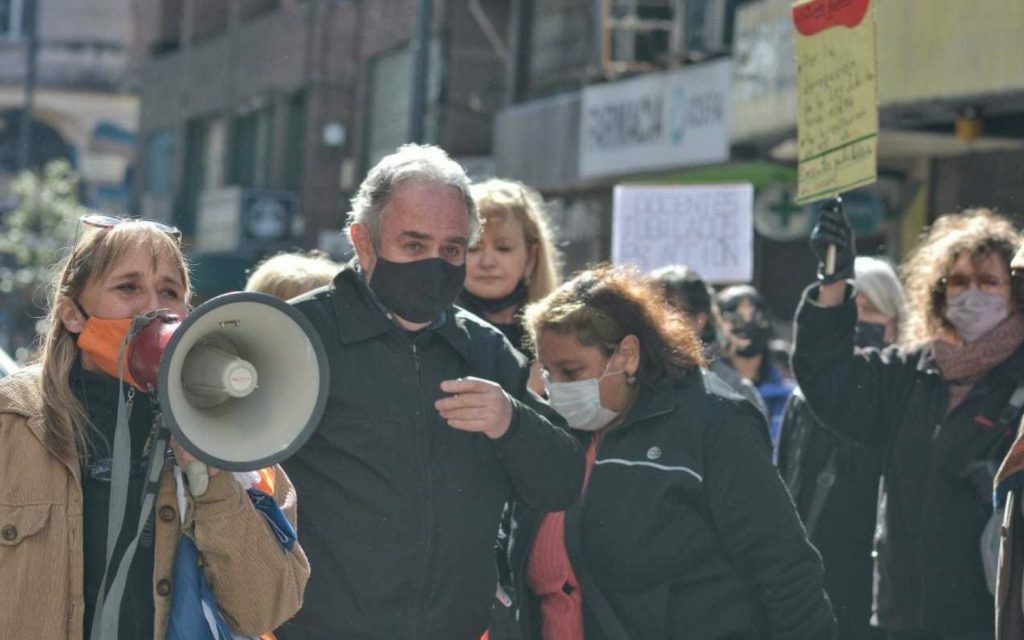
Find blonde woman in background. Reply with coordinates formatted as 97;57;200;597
246;250;342;301
461;178;561;396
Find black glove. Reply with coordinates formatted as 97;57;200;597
810;197;855;284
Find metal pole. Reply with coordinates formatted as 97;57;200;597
17;0;39;171
409;0;433;143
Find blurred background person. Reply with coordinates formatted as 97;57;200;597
245;250;342;301
717;285;796;448
651;264;766;416
777;256;908;640
509;265;836;640
461;178;561;370
795;206;1024;640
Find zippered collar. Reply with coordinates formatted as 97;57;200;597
330;262;473;364
600;377;681;438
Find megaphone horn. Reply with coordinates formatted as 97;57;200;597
130;292;329;472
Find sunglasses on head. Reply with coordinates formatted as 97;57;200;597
73;214;182;246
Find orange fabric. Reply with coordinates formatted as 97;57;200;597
254;467;276;495
526;435;601;640
76;316;142;388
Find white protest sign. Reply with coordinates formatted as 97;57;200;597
612;184;754;284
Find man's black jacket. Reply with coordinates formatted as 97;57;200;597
508;373;836;640
793;284;1024;635
277;266;585;640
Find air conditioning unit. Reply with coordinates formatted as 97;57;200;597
196;187;299;255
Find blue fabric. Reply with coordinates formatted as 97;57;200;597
247;488;297;551
167;487;296;639
166;536;234;640
757;364;796;452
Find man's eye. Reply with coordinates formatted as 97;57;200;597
405;242;423;251
444;246;464;259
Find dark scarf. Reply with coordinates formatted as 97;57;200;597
932;313;1024;411
459;280;529;316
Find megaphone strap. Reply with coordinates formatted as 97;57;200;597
89;331;171;640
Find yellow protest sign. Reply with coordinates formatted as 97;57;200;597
792;0;878;204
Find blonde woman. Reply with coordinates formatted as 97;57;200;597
0;216;309;639
245;250;342;301
462;179;561;362
796;207;1024;640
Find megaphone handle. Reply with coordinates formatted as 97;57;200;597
825;244;837;276
184;459;210;497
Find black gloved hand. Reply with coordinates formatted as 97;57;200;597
810;197;856;284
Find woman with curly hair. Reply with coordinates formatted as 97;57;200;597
794;206;1024;640
506;265;835;640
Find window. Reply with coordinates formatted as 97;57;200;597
230;105;274;189
364;41;442;169
284;92;306;190
144;129;177;195
0;0;24;39
177;119;208;235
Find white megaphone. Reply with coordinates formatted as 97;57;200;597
126;292;329;483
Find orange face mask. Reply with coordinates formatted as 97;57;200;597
75;304;143;389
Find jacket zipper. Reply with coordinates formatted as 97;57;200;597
407;337;435;639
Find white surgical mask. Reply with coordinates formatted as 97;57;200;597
546;362;626;432
944;289;1009;343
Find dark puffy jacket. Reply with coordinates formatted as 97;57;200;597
508;372;836;640
278;266;585;640
776;389;885;640
793;284;1024;635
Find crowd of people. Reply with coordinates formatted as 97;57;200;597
2;142;1024;640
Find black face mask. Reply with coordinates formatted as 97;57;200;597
731;324;771;358
854;321;889;349
368;256;466;324
460;280;529;316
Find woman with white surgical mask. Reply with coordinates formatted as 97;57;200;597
503;265;836;640
797;206;1024;640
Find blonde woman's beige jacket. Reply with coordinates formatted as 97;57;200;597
0;366;310;639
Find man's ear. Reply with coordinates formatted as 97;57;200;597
59;297;87;334
350;223;377;276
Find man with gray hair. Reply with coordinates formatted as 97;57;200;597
279;144;585;639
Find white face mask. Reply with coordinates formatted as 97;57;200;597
546;361;626;432
944;289;1009;343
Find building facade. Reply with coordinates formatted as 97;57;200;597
134;0;511;295
493;0;1024;323
0;0;137;212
